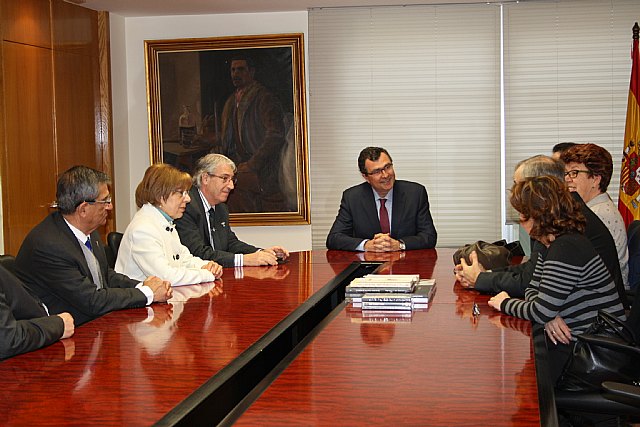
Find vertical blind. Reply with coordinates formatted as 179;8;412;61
308;0;640;249
308;4;502;248
504;0;640;221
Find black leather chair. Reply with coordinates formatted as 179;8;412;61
106;232;123;269
628;220;640;290
0;254;16;275
104;246;116;269
554;286;640;422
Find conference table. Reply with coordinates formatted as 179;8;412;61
0;248;554;426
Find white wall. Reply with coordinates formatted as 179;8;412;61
109;11;312;251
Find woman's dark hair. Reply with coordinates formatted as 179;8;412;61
510;175;586;240
560;143;613;192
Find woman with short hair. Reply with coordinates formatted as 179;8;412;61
115;164;222;286
561;143;629;288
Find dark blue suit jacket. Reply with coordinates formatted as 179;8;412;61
326;180;437;251
15;212;146;325
0;265;64;359
175;187;258;267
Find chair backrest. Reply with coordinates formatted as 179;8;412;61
107;232;123;257
626;277;640;339
0;254;16;275
627;220;640;290
106;232;123;269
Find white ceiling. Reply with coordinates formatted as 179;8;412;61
73;0;497;17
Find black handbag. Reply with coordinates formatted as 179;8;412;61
556;311;640;392
452;240;512;270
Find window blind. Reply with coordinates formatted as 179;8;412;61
308;4;502;248
504;0;640;222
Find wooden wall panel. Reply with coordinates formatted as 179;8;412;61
54;50;100;172
1;41;56;255
51;0;98;56
0;0;51;48
0;0;111;252
97;11;116;234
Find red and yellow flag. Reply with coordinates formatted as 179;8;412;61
619;22;640;227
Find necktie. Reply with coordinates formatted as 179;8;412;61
80;238;102;289
208;207;217;249
379;198;390;234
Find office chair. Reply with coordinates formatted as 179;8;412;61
104;246;116;269
628;220;640;290
0;254;16;275
107;232;123;268
554;286;640;421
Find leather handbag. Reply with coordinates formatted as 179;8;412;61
452;240;511;270
556;311;640;392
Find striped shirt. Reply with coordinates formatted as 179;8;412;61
502;233;625;339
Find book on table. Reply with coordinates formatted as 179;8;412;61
349;279;436;309
345;274;419;296
361;279;435;301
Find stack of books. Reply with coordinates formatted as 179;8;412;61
346;274;436;311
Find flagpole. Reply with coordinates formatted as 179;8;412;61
618;22;640;228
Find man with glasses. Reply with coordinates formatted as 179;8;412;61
15;166;172;325
176;154;289;267
326;146;437;252
455;155;625;309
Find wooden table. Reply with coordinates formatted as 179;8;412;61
0;249;548;426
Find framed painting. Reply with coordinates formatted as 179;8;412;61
145;33;309;225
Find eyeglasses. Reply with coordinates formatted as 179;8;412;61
74;196;112;208
173;190;189;198
207;173;238;185
564;170;591;179
366;163;394;176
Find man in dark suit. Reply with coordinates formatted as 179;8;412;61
176;154;289;267
326;147;437;252
15;166;172;326
454;155;626;345
0;265;74;359
455;155;623;301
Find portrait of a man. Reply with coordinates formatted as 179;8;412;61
147;35;309;224
218;55;289;213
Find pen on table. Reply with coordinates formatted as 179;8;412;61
472;303;480;316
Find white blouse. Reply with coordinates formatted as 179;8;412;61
115;203;217;286
587;192;629;289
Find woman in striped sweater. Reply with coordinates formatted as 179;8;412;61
488;175;625;382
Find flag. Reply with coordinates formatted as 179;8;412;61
619;22;640;227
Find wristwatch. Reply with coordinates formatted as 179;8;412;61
399;240;406;251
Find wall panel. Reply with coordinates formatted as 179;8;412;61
0;0;51;48
1;41;56;254
0;0;112;253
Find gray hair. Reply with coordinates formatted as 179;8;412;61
56;165;110;214
193;154;236;187
515;155;564;180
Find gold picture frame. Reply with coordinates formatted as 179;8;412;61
145;33;309;226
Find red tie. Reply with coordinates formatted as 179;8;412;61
379;198;390;234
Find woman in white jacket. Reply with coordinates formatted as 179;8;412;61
116;164;223;286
